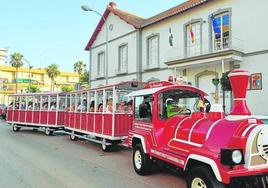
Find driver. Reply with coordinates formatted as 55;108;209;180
166;98;186;118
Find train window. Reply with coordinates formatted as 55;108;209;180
96;91;104;112
33;96;41;111
49;96;57;111
134;95;152;122
42;96;49;111
26;96;33;110
88;92;95;112
58;96;65;111
159;89;201;119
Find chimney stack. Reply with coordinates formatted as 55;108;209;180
228;69;251;116
109;2;117;9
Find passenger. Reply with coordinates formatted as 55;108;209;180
139;97;151;118
166;98;185;118
125;100;133;114
50;102;56;110
98;103;103;112
82;99;87;112
77;102;82;112
65;104;71;112
28;101;33;110
89;101;95;112
106;98;113;113
116;102;125;113
42;102;48;110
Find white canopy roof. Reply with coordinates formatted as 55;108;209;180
127;86;169;97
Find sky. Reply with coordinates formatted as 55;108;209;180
0;0;186;72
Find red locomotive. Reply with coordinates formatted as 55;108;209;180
128;69;268;187
6;69;268;187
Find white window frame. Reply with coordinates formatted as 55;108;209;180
146;34;159;69
118;44;128;74
185;20;202;57
97;52;105;78
211;11;231;51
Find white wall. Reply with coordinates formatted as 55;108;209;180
90;11;138;84
241;53;268;115
92;12;136;47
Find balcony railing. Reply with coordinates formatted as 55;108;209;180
164;36;244;63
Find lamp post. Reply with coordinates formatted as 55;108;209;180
81;5;109;85
22;58;32;92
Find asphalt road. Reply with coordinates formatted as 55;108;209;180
0;119;186;188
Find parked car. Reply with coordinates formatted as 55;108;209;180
0;104;7;120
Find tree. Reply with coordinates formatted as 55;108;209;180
80;70;89;84
73;61;86;84
28;84;40;93
46;64;60;92
61;85;74;92
9;52;24;93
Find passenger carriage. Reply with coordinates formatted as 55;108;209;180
6;92;65;135
63;81;145;151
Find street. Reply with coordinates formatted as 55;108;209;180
0;119;186;188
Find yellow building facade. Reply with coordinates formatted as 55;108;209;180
0;65;79;105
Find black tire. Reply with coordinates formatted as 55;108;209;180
132;144;152;175
45;127;53;136
12;124;20;132
70;132;78;141
101;139;111;152
187;166;225;188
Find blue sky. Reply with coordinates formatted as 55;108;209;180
0;0;186;72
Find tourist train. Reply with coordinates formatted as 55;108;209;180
6;69;268;188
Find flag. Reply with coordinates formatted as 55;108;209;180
189;24;195;44
211;14;221;34
169;27;174;46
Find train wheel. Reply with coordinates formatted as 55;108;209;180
45;127;53;136
70;131;78;141
133;144;152;175
101;139;111;152
186;166;225;188
12;124;20;132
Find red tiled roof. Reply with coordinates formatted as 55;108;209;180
85;0;213;50
143;0;212;27
85;2;145;50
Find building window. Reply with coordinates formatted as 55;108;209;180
186;21;201;57
97;52;105;77
211;12;230;51
147;34;159;69
118;44;128;73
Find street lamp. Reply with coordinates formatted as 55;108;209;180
81;4;109;85
22;58;32;92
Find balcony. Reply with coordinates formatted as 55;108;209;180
165;36;244;67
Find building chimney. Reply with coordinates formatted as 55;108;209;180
109;2;117;9
228;69;251;116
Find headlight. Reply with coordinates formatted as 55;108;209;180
232;150;243;164
221;148;245;166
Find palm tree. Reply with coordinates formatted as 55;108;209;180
46;64;60;92
9;52;24;93
73;61;86;84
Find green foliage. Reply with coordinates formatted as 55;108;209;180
9;52;24;68
61;85;74;92
80;70;89;83
28;84;40;93
74;61;86;83
220;71;232;91
46;64;60;79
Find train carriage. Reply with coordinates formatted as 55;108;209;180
63;81;145;151
6;92;65;135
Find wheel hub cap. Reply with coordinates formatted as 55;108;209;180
192;178;207;188
134;150;142;169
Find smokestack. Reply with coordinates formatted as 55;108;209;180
228;69;251;116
